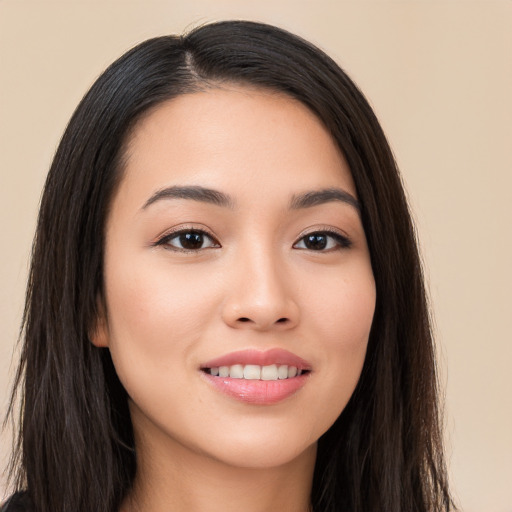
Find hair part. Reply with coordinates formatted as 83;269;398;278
5;20;453;512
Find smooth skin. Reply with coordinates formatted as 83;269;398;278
91;86;376;512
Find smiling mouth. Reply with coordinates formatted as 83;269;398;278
200;350;311;404
202;364;309;381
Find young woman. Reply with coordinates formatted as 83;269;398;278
3;20;453;512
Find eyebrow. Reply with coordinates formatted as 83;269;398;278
142;185;360;213
142;185;235;210
289;188;360;212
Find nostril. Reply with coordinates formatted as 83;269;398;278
236;317;288;324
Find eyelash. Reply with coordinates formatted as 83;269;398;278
154;227;352;253
153;227;220;253
294;228;352;251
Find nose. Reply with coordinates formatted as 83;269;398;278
221;249;299;331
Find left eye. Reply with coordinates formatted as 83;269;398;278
157;230;219;251
293;231;351;251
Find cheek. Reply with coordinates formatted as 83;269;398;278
102;258;222;382
308;260;376;348
303;261;375;416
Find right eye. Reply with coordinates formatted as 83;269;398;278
155;229;220;252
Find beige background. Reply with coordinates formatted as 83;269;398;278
1;1;511;511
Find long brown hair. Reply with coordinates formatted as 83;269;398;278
5;20;453;512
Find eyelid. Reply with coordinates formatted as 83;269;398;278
152;225;221;250
151;224;352;252
293;226;353;250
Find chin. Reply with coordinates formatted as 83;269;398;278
204;434;318;470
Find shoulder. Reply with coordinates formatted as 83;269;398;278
1;492;34;512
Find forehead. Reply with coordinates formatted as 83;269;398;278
118;86;356;208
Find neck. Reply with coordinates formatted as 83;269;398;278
121;417;316;512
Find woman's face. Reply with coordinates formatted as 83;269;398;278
93;86;376;469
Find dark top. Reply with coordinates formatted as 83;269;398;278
0;492;33;512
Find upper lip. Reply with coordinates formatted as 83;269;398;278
201;348;311;371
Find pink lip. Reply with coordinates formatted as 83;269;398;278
200;349;311;405
202;374;309;404
201;348;311;370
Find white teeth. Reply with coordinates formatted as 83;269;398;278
244;364;261;380
207;364;306;380
288;366;297;378
229;364;244;379
261;364;278;381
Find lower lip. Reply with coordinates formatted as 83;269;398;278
201;373;310;405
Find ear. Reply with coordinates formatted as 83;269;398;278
89;296;109;348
